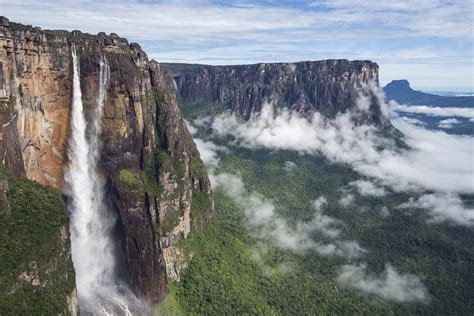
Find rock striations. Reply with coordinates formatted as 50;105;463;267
162;60;385;124
0;16;213;309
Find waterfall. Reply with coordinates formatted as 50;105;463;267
66;45;141;315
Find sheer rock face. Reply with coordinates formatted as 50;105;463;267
0;17;213;303
163;60;383;123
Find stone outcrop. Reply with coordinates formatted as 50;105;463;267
163;60;385;124
0;16;213;304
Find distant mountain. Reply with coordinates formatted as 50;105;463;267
383;80;474;107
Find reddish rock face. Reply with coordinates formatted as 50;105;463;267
0;17;213;303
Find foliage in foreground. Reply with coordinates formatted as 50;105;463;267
0;172;75;315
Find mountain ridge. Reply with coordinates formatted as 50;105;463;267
162;60;388;126
383;79;474;107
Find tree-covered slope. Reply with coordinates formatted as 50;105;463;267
0;166;78;315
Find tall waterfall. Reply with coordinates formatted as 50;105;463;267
66;45;141;315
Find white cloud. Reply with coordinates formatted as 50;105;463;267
339;194;355;207
396;116;427;126
438;118;461;129
312;196;328;212
337;263;429;303
186;120;228;167
210;172;364;258
211;96;474;195
193;138;228;166
207;86;474;226
391;103;474;119
379;206;390;217
350;180;386;197
308;196;341;239
1;0;472;88
398;193;474;226
283;160;297;172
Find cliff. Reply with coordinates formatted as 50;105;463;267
162;60;385;124
384;79;474;107
0;16;212;307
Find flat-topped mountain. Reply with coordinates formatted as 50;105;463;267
163;60;388;125
384;80;474;107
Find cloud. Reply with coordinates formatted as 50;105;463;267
379;206;390;217
312;196;328;212
339;193;355;207
1;0;472;88
210;94;473;195
283;160;297;172
391;104;474;119
350;180;386;197
210;172;364;258
185;119;229;167
208;85;474;226
438;118;461;129
193;138;228;166
396;116;427;126
309;196;341;239
337;263;429;303
398;193;474;226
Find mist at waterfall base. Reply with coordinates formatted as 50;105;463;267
64;46;146;315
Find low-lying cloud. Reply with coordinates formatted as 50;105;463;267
398;193;474;226
339;193;355;207
438;118;461;129
193;138;228;166
337;264;429;303
206;87;474;227
391;103;474;119
283;160;297;172
210;172;364;258
350;180;386;197
211;103;473;194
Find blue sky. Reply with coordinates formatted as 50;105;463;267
1;0;472;90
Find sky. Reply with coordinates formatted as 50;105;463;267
1;0;473;90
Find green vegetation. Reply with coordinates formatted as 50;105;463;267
173;192;387;315
144;149;164;196
177;99;227;121
118;169;145;193
0;96;16;115
0;171;75;315
168;123;474;314
154;288;185;316
161;208;184;235
152;86;170;104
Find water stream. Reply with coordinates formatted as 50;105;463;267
66;45;140;315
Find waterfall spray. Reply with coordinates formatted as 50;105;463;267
66;45;141;315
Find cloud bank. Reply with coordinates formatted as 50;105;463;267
398;193;474;226
211;103;473;195
391;104;474;119
438;118;461;129
206;87;474;227
349;180;386;197
337;264;429;303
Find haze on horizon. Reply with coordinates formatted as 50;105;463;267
1;0;472;90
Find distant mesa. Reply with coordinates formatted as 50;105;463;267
383;80;474;107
